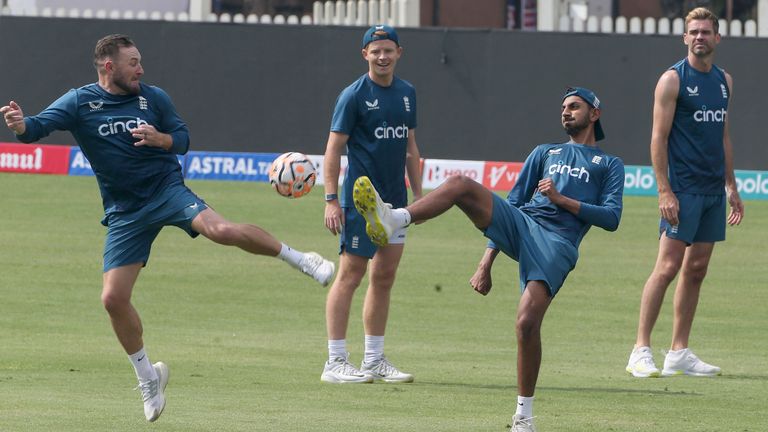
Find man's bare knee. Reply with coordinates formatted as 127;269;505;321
101;290;130;315
444;175;477;194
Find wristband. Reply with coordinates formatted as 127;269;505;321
324;193;338;202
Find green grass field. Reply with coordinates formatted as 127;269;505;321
1;172;766;432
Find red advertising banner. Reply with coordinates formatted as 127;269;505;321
483;161;524;191
0;142;71;175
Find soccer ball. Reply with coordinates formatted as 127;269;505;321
268;152;317;198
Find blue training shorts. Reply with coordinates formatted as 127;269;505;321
660;193;725;245
483;194;578;297
101;183;207;272
339;207;406;258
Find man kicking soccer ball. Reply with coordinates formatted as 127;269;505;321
353;87;624;431
1;34;335;422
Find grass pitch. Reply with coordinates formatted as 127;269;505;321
1;172;766;431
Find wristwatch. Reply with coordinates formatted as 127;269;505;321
324;193;338;202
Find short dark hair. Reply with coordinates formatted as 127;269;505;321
93;34;135;70
685;7;719;34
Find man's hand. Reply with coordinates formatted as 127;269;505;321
538;178;563;205
658;190;679;226
726;187;744;226
1;101;27;135
324;199;344;236
131;124;171;150
469;265;492;296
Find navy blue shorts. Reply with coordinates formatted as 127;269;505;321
483;194;578;297
101;184;207;272
339;207;406;258
660;193;725;244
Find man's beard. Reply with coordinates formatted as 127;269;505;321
563;118;589;137
692;45;713;57
113;74;139;95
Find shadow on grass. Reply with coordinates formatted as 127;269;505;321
715;373;768;381
416;380;704;397
540;385;702;396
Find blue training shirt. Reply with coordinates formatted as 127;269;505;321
330;73;417;208
499;143;624;248
668;58;729;195
17;83;190;215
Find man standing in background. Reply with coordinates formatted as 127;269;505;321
321;24;423;384
626;7;744;379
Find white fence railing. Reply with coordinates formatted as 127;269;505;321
0;0;420;27
0;5;312;24
539;0;768;37
312;0;419;27
556;15;759;37
2;0;766;37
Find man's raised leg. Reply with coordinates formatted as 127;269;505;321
192;208;335;285
353;175;494;247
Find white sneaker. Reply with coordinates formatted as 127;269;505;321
360;356;414;383
353;176;397;247
321;356;373;383
137;361;169;422
510;414;536;432
626;346;661;378
299;252;335;286
662;348;722;377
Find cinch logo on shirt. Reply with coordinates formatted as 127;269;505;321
98;117;149;136
548;162;590;183
693;107;727;123
374;122;408;139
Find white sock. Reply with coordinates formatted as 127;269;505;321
392;208;412;227
128;348;157;382
666;348;687;358
277;243;304;269
516;395;534;418
363;335;384;364
328;339;347;362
